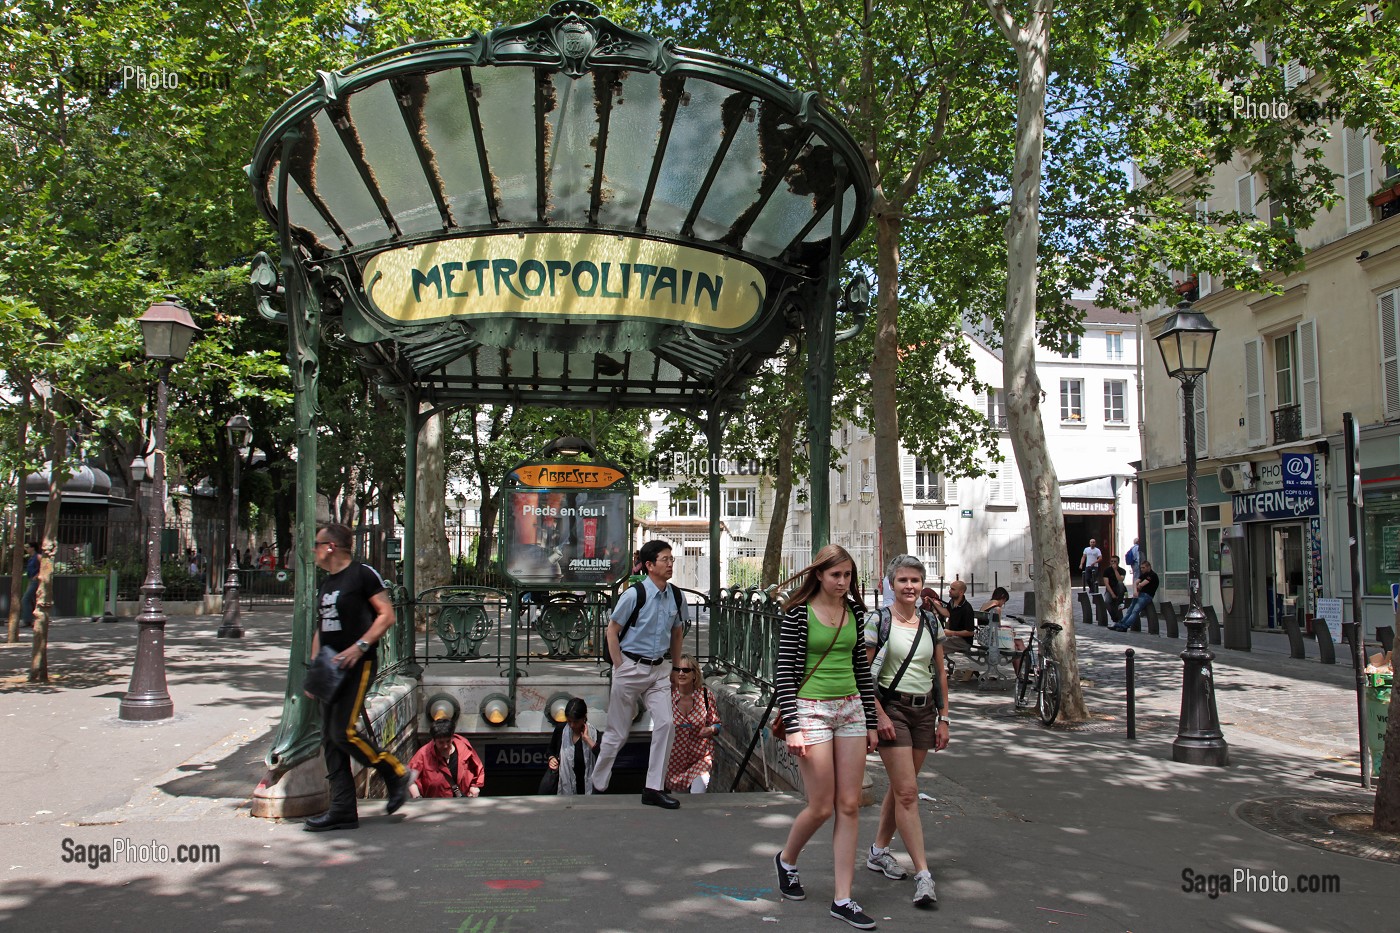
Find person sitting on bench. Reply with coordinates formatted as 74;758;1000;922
930;580;975;656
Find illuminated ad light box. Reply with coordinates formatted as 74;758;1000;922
502;461;632;586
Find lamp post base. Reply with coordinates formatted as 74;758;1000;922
217;569;243;638
1173;611;1229;767
118;694;176;721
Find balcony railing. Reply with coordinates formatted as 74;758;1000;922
1272;403;1302;444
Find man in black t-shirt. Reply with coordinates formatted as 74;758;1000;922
932;580;976;656
1113;560;1160;631
303;522;409;832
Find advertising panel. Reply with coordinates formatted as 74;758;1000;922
502;460;631;586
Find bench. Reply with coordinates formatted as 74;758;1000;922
946;610;1024;683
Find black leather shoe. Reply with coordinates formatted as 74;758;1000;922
386;771;409;815
303;811;359;832
641;788;680;810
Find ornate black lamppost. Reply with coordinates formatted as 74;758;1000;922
218;414;252;638
1155;300;1229;766
120;297;201;721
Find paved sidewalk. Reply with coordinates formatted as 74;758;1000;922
2;612;1394;932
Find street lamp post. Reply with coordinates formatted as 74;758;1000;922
218;414;253;638
1155;300;1229;766
120;297;201;722
454;493;467;562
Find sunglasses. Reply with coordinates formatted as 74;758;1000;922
673;667;694;673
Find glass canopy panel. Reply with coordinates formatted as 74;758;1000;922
285;177;340;252
802;185;860;244
476;67;540;225
645;80;733;236
544;71;600;224
419;68;493;228
309;111;390;245
533;352;565;382
596;70;664;229
688;98;764;242
745;138;829;257
346;81;443;237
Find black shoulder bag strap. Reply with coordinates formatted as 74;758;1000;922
882;611;925;698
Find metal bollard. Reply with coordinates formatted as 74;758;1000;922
1126;648;1136;740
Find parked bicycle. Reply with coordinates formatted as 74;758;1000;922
1014;620;1062;726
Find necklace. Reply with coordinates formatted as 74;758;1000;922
891;603;918;625
813;599;846;627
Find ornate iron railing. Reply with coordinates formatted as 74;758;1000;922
709;585;783;702
1272;403;1302;444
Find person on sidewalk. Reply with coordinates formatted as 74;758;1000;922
1112;560;1160;631
666;652;721;794
20;541;40;628
772;544;880;931
408;719;485;798
1124;538;1141;582
930;580;975;658
591;539;686;809
1080;538;1102;592
864;555;947;910
304;522;409;832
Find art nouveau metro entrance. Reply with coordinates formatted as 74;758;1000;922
244;2;871;813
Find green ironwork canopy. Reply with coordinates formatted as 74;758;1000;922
247;0;871;412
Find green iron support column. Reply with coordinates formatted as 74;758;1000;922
706;409;724;658
804;160;847;556
264;194;325;771
402;394;419;604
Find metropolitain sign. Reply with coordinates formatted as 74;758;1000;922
363;233;766;331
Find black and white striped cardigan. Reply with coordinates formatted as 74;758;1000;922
775;600;879;735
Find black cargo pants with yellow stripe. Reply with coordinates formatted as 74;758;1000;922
321;658;406;815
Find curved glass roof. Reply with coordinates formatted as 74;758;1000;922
248;2;871;412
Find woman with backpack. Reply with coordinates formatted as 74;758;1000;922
666;652;721;793
863;554;948;910
771;543;880;930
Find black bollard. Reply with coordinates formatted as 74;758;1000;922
1126;648;1136;740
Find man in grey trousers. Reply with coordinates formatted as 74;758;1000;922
591;538;686;808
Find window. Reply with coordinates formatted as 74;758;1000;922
1105;331;1123;361
671;490;704;518
724;487;754;518
1364;487;1400;595
1065;339;1081;359
1060;379;1083;421
1237;172;1257;217
1382;288;1400;419
860;458;873;494
986;389;1007;430
913;459;941;502
1104;379;1126;423
1274;331;1297;407
915;531;943;578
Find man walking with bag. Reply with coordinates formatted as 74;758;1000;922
592;539;687;809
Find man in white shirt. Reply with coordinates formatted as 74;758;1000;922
1079;539;1102;593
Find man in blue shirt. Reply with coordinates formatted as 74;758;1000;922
592;539;687;808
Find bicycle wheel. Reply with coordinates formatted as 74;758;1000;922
1014;642;1037;709
1038;660;1061;726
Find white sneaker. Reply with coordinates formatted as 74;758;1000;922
866;846;907;880
913;870;937;907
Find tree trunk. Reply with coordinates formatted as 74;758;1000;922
989;0;1086;721
872;208;906;569
31;416;67;684
415;408;450;591
6;386;29;644
763;401;801;586
476;482;498;571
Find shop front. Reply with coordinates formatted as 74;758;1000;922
1229;453;1323;633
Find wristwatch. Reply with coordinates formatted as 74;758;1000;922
355;639;372;652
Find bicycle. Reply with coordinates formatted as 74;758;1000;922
1014;620;1062;726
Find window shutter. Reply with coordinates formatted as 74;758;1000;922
944;474;959;505
900;453;915;500
1344;127;1372;232
1194;379;1208;458
1194;201;1213;296
989;462;1015;504
1298;319;1321;436
1244;338;1266;445
1381;289;1400;419
1236;173;1257;217
1283;59;1307;90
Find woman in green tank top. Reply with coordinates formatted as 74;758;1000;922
771;544;880;930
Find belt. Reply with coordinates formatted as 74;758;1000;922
889;690;932;708
623;650;666;666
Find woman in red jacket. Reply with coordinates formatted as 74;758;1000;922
409;719;486;798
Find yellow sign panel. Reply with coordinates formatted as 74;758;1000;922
513;464;627;489
363;233;766;331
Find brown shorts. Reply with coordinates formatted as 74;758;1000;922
878;690;939;749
